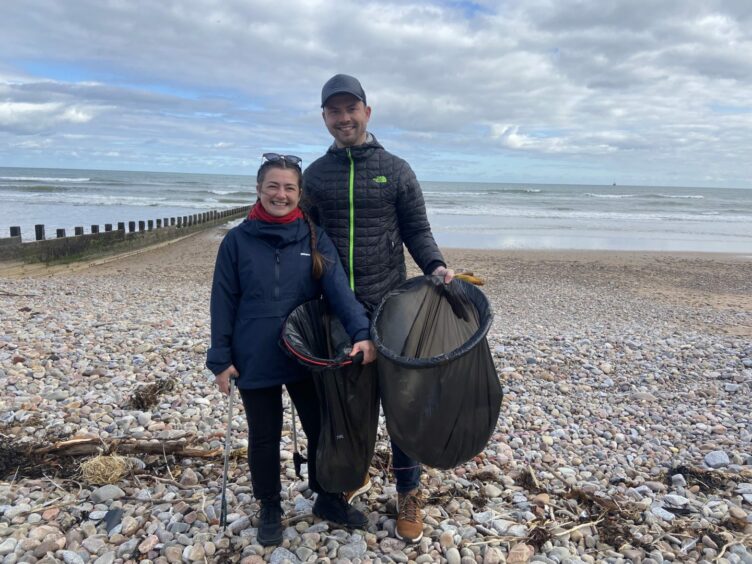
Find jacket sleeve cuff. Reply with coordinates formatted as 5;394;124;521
206;347;232;375
351;328;371;343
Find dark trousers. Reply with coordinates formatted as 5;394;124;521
391;439;421;494
239;378;322;503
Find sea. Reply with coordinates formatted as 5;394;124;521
1;166;751;253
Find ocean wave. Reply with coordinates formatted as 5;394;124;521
424;188;542;196
209;189;251;196
584;193;635;199
656;194;705;199
0;176;90;182
428;206;752;223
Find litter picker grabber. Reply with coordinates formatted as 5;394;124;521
218;376;236;534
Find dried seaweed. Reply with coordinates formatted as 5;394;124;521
514;467;545;494
665;464;729;492
127;378;176;410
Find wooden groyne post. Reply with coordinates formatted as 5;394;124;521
0;206;250;265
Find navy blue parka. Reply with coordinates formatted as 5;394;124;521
206;216;370;389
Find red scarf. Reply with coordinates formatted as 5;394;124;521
247;201;303;224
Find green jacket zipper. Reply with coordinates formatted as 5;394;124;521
347;148;355;291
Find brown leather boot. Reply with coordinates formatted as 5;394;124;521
396;489;425;542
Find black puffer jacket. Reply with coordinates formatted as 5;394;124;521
304;135;445;310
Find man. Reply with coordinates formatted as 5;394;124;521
303;74;453;543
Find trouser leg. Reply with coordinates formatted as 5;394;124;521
391;439;421;494
286;377;322;494
239;385;283;503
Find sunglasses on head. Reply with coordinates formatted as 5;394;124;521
262;153;302;168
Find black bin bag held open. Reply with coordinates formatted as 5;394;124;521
372;276;502;469
282;299;378;493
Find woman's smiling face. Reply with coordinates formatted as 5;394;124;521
256;167;301;217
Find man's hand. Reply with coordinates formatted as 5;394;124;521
215;365;239;395
351;340;377;364
432;265;455;284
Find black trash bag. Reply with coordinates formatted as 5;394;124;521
371;276;502;469
282;299;379;493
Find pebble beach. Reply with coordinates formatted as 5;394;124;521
1;227;751;564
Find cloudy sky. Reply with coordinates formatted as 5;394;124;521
1;0;751;188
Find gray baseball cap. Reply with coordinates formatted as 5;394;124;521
321;74;367;107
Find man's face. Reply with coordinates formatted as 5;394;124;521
322;94;371;148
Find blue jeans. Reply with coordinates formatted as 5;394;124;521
391;439;420;493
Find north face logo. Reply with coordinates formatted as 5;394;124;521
372;176;387;184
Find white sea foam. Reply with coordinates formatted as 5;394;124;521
0;176;90;182
427;206;752;223
584;193;635;198
657;194;704;199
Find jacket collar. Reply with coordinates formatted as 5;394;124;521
239;217;308;247
327;132;383;160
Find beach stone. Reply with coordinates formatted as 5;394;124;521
380;538;406;552
391;550;410;563
269;547;298;563
664;494;689;507
187;544;205;561
93;552;115;564
446;547;462;564
91;485;125;504
180;468;199;487
4;503;31;520
0;538;17;556
164;545;183;563
29;525;62;542
338;539;367;559
121;516;139;536
507;543;534;563
59;551;85;564
82;537;106;554
228;516;250;533
484;484;503;498
483;547;504;563
473;510;495;524
729;506;747;520
705;451;730;468
440;531;455;548
34;541;59;558
651;505;676;521
138;535;159;553
240;557;265;564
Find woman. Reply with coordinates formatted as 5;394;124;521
207;153;376;546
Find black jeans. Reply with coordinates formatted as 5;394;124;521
239;378;322;503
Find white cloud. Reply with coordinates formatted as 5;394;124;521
0;101;96;133
0;0;750;186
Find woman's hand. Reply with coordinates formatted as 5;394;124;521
215;365;239;395
351;340;377;364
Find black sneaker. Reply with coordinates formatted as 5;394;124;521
257;502;283;546
312;492;368;528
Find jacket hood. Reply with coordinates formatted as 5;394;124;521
327;132;383;160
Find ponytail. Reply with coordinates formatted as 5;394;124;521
302;210;326;280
